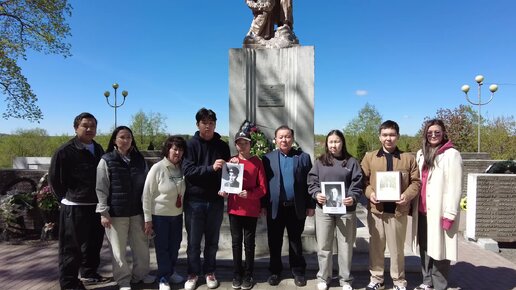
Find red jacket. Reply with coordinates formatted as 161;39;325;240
227;156;267;217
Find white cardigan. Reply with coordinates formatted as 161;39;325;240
142;157;185;222
412;148;463;261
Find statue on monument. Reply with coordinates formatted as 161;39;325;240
243;0;299;49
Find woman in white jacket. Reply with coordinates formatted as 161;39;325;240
413;119;463;290
142;136;187;290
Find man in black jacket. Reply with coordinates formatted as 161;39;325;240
182;108;230;290
49;112;107;290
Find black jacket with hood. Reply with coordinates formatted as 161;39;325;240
182;131;230;202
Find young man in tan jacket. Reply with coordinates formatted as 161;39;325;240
361;120;421;290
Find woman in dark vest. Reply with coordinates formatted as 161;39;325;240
96;126;154;290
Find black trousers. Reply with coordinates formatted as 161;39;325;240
267;205;306;276
229;214;258;278
58;204;105;289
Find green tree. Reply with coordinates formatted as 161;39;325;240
131;110;148;145
343;103;382;151
147;112;167;144
482;116;516;160
0;0;72;122
130;110;167;148
424;105;476;152
356;136;367;161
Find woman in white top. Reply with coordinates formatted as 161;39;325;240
413;119;462;290
142;136;187;290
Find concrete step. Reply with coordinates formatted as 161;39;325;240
160;203;420;273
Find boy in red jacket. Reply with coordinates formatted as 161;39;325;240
218;130;267;290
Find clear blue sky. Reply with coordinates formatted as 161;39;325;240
1;0;515;136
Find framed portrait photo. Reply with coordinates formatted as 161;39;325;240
220;163;244;194
375;171;401;201
321;181;346;214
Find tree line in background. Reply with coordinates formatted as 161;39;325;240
1;104;515;169
317;103;516;162
0;110;172;168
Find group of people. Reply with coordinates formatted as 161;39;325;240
48;109;462;290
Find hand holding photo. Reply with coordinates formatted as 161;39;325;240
220;163;244;194
375;171;401;201
321;181;346;214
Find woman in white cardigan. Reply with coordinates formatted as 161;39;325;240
142;136;187;290
413;119;463;290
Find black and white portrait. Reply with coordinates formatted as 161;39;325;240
220;163;244;194
321;182;346;214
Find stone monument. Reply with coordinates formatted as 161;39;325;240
230;0;314;159
466;173;516;242
243;0;298;49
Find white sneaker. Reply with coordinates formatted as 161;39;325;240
184;275;198;290
317;281;328;290
342;284;354;290
170;272;184;284
120;287;132;290
159;277;171;290
206;273;219;289
414;284;434;290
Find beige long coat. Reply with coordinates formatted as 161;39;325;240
412;148;463;261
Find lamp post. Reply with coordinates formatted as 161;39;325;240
104;83;128;128
461;75;498;153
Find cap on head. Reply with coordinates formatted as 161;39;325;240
228;166;240;175
234;131;251;142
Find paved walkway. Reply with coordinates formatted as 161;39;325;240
1;234;515;290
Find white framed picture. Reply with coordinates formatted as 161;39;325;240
220;163;244;194
321;181;346;214
375;171;401;201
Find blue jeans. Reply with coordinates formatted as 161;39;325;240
184;199;224;276
153;214;183;280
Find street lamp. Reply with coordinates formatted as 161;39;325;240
104;83;128;128
461;75;498;153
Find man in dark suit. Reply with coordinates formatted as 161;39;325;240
262;125;315;287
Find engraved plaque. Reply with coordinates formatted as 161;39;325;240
474;176;516;242
258;84;285;107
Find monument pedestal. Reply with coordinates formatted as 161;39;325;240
229;46;314;160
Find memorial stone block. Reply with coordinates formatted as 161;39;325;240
466;174;516;242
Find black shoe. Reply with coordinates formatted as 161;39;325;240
366;281;385;290
64;280;86;290
268;274;280;286
232;276;242;289
241;276;254;290
294;275;306;287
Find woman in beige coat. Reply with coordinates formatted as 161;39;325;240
413;119;463;290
